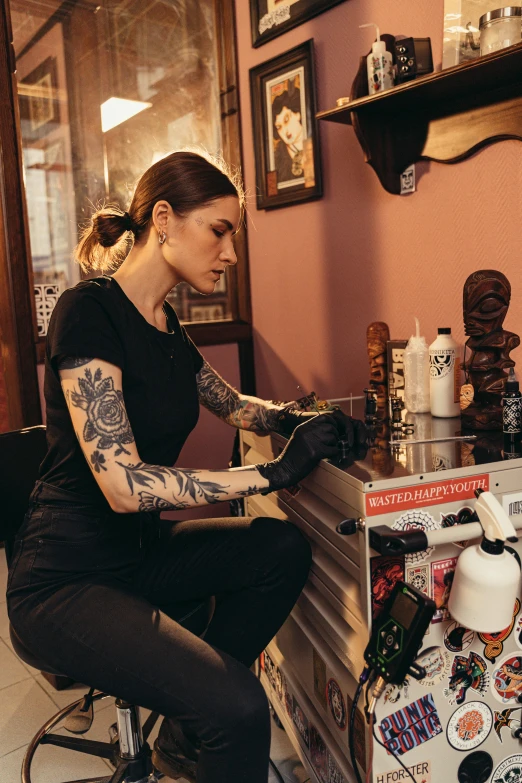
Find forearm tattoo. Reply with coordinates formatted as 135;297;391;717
196;360;283;432
117;461;261;512
69;366;135;456
58;356;94;369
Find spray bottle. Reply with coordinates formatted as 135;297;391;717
404;317;430;413
359;23;394;95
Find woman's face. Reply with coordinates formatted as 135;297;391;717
164;195;240;296
274;106;303;146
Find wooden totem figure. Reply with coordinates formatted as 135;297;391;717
366;322;390;410
461;269;520;431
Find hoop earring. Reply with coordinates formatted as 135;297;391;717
158;231;167;245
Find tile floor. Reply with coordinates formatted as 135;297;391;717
0;550;308;783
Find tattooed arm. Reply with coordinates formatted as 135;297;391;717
58;357;269;514
196;360;292;432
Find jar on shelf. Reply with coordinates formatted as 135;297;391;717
479;6;522;56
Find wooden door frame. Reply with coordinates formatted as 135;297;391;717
0;0;41;430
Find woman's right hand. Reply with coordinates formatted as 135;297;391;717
256;413;345;493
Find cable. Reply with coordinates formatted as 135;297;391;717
371;713;417;783
269;755;286;783
349;667;370;783
365;713;374;783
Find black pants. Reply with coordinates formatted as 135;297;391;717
7;481;312;783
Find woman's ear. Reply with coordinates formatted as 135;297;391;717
152;200;170;232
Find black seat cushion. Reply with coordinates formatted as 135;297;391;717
0;425;47;548
9;624;65;677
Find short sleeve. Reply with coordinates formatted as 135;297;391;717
181;327;204;374
47;285;125;371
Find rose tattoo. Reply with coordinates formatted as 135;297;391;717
71;368;134;456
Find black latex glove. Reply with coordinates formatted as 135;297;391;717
257;413;344;493
275;407;368;450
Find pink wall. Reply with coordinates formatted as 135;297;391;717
235;0;522;402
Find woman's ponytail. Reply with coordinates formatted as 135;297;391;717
74;207;137;273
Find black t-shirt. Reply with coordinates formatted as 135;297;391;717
39;276;204;506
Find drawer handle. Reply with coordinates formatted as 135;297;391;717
336;518;360;535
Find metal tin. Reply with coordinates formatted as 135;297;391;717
479;5;522;27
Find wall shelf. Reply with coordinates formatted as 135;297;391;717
317;41;522;194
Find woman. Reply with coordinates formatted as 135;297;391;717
272;85;304;183
7;151;366;782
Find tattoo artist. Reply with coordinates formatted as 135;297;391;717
7;151;367;783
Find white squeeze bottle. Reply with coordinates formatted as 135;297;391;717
404;317;430;413
359;23;394;95
429;328;461;418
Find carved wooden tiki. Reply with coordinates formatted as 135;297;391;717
461;269;520;430
367;322;390;410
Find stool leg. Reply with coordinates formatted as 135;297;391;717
115;700;143;759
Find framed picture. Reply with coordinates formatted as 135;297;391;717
19;57;60;141
250;39;322;210
189;304;225;322
250;0;348;48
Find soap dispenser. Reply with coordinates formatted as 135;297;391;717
359;23;394;95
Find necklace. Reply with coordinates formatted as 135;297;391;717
162;304;174;334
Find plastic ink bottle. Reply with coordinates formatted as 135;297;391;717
503;367;522;437
429;328;461;418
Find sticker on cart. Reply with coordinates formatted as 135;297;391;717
327;678;347;731
378;693;443;756
494;707;522;743
365;474;489;516
503;490;522;517
313;647;327;710
371;556;405;619
447;701;493;751
440;506;478;548
383;678;410;705
444;651;490;705
406;564;431;597
416;646;452;688
346;692;366;769
478;599;520;663
272;664;283;703
514;610;522;651
327;749;346;783
444;621;475;653
457;750;493;783
292;695;310;748
392;510;440;564
431;557;458;623
493;655;522;704
376;759;431;783
263;651;277;692
283;676;292;719
310;723;328;783
491;754;522;783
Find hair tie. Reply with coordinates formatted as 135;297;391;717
123;211;136;233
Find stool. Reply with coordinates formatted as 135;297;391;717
10;598;214;783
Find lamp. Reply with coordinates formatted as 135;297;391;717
448;489;521;632
100;97;152;133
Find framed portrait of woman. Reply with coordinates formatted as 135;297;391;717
249;40;322;210
250;0;348;48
